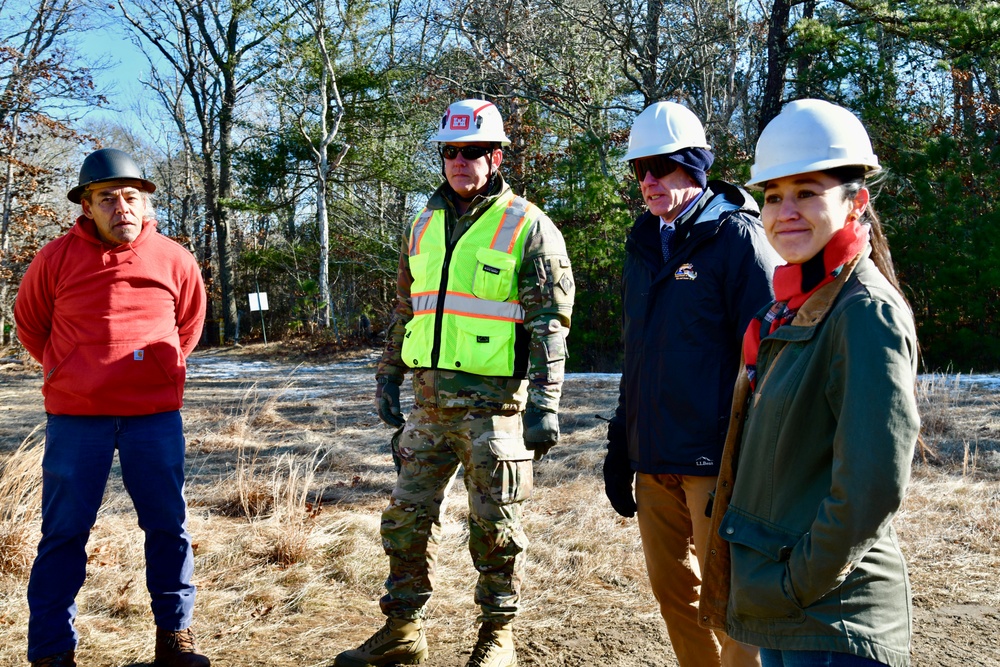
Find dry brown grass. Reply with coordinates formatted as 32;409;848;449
897;374;1000;617
916;373;1000;473
0;425;44;576
0;353;997;665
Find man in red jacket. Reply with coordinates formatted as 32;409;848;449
14;148;210;667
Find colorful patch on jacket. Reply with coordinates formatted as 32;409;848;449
674;263;698;281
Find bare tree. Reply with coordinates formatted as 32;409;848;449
0;0;99;344
285;0;351;334
448;0;764;174
118;0;286;342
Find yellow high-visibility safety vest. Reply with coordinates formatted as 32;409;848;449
401;191;540;377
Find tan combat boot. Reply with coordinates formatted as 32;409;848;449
334;617;428;666
466;621;517;667
154;627;211;667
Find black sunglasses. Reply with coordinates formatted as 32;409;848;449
630;154;680;181
439;145;494;161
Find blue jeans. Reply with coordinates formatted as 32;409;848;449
27;412;195;661
760;649;888;667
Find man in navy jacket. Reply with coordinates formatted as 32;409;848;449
604;102;778;667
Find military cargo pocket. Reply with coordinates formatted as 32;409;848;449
721;510;806;623
490;460;533;505
472;248;517;301
488;436;533;505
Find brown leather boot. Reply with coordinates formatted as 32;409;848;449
466;622;517;667
30;651;76;667
154;627;211;667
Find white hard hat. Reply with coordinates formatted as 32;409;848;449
431;99;511;145
747;98;880;187
623;101;710;162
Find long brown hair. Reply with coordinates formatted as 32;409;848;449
825;166;903;296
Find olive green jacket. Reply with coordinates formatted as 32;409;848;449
700;247;920;667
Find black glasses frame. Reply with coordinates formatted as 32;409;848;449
630;154;680;181
439;145;494;161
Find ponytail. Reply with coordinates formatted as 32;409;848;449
825;166;903;297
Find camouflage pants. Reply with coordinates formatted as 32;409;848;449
379;404;533;624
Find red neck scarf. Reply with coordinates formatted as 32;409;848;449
743;219;869;388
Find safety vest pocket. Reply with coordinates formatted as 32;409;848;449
408;252;436;293
401;314;436;368
442;316;515;376
471;247;517;301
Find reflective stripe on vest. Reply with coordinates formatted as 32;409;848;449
411;292;525;321
401;191;539;376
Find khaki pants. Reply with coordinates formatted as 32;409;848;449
636;473;760;667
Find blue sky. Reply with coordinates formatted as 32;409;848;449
77;25;158;126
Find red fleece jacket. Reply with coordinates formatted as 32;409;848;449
14;217;206;416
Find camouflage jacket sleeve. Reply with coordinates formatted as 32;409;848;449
376;231;413;384
520;210;575;413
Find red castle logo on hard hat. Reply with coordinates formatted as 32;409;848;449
450;115;471;130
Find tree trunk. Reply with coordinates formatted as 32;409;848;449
317;158;331;329
0;118;18;345
216;72;238;342
641;0;664;106
794;0;815;98
297;0;349;340
759;0;793;135
316;17;331;331
200;139;217;346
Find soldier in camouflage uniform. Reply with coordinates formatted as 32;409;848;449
334;99;574;667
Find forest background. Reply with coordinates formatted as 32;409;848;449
2;0;999;372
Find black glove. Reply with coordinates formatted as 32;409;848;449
603;417;637;517
523;406;559;461
389;426;404;473
376;377;405;427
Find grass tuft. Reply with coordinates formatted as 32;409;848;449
248;450;326;568
0;424;44;575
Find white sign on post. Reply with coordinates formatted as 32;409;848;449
248;292;269;312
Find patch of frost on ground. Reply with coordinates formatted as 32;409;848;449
188;353;620;383
186;352;381;401
919;373;1000;390
187;354;1000;395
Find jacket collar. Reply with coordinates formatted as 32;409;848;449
791;246;867;328
633;180;758;241
761;246;868;344
629;180;760;268
428;173;510;218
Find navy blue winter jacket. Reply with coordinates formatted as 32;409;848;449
613;180;778;475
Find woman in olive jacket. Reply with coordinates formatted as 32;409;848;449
699;99;921;667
